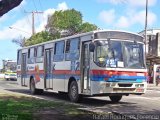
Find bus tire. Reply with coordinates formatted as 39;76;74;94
30;78;38;95
30;78;43;95
68;81;81;103
109;95;122;103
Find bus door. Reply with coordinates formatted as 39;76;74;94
21;53;27;86
81;42;91;93
44;49;53;89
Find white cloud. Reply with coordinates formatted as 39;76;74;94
36;2;69;32
36;8;56;33
99;9;157;29
128;0;157;7
97;0;126;4
97;0;157;7
0;17;32;40
116;16;130;28
0;14;8;24
99;9;115;25
0;2;69;41
57;2;68;10
132;10;157;26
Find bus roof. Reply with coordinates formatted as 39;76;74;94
18;30;143;50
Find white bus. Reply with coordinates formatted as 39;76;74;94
17;30;147;102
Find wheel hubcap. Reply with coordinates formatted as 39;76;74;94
71;85;77;98
31;81;34;91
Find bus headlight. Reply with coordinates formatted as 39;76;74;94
135;84;144;87
111;83;116;87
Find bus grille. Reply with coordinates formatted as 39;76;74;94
118;83;133;87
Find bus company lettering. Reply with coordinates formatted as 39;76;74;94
27;66;35;70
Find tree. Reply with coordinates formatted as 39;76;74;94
12;35;26;47
25;31;55;46
46;9;98;36
14;9;99;47
46;9;82;36
78;22;98;33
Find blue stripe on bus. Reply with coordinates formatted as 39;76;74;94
90;75;147;82
20;74;146;83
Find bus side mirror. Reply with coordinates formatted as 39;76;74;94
89;42;95;52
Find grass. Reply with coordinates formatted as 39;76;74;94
0;93;92;120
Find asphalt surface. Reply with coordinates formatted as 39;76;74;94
1;80;160;120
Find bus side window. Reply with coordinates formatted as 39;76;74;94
53;41;65;62
37;46;44;57
65;38;80;60
34;47;37;57
28;49;30;58
28;48;35;64
17;50;22;65
36;46;44;63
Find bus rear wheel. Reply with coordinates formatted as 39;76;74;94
68;81;81;103
109;95;122;103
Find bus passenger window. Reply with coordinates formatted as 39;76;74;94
34;47;37;57
36;46;44;63
28;49;30;58
27;48;35;64
17;50;22;65
53;41;65;61
65;38;80;60
37;46;44;57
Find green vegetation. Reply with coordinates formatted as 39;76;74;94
12;9;98;47
25;31;55;46
46;9;83;36
0;95;91;120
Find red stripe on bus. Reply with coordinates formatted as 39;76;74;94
17;70;80;75
53;70;80;75
27;70;44;74
91;70;147;76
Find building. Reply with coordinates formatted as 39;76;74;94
139;29;160;84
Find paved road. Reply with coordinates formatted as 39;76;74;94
1;80;160;119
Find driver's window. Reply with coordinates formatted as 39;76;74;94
97;45;109;58
132;47;139;60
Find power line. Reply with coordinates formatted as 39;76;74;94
38;0;44;11
38;0;45;29
32;0;42;26
32;0;38;11
19;4;32;27
25;11;43;35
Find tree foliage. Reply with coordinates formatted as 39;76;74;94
46;9;83;36
78;22;98;33
12;35;26;47
25;31;56;46
13;9;98;47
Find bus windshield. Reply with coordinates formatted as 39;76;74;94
94;40;145;69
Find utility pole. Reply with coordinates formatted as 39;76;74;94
145;0;148;56
25;11;43;35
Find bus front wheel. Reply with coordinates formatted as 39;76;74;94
109;95;122;103
68;81;81;103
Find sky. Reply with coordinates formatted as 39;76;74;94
0;0;160;68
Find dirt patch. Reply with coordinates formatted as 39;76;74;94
33;109;93;120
